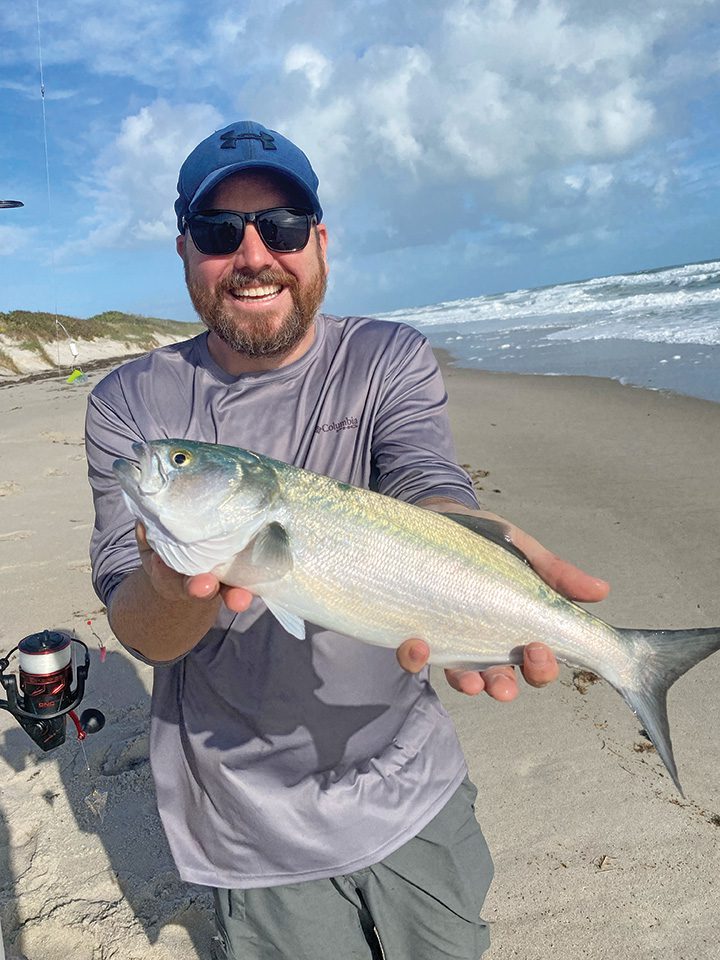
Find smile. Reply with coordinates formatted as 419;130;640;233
229;284;283;301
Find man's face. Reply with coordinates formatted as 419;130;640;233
177;170;328;362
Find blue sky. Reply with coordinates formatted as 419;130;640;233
1;0;720;322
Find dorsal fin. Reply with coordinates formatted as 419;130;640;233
443;514;531;567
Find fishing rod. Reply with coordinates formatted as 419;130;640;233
0;18;103;756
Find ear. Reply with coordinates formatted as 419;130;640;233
316;223;329;277
176;234;185;258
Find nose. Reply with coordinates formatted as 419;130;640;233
231;222;275;274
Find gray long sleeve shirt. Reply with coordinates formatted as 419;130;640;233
86;314;479;888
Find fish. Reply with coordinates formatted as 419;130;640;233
113;438;720;795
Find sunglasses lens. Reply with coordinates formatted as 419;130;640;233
186;209;312;255
257;209;311;252
188;213;245;255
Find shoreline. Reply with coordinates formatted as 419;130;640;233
1;353;719;958
433;344;720;409
436;349;720;611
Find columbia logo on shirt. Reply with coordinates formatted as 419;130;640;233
315;416;359;436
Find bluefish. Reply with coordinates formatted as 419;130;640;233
113;438;720;794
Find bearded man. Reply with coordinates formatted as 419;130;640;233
86;121;607;960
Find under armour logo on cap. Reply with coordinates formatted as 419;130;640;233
219;129;277;150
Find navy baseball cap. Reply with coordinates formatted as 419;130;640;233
175;121;322;233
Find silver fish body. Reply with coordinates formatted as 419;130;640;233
113;439;720;794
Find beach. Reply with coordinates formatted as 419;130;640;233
1;355;719;959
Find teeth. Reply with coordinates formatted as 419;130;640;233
230;284;282;299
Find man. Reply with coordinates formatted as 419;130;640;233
86;121;608;959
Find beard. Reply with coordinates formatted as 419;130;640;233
184;243;327;360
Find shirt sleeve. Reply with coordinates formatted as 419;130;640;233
85;370;146;609
370;329;479;509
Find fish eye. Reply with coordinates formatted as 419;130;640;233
170;448;193;467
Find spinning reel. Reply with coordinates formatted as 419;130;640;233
0;630;105;751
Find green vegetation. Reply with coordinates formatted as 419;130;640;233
15;336;55;365
0;310;202;365
0;348;22;374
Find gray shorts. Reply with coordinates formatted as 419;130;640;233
211;776;493;960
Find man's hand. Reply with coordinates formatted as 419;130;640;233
111;523;255;663
396;514;610;700
136;523;253;612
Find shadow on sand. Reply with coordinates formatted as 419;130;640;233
0;643;213;959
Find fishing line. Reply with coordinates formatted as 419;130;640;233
35;0;79;375
31;5;103;813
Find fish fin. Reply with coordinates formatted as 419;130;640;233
222;522;293;586
264;599;306;640
251;522;293;577
443;514;531;566
614;626;720;795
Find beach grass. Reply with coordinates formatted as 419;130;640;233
0;310;202;373
0;309;199;347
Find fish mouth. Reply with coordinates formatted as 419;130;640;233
113;443;168;499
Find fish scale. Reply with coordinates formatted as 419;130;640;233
274;480;619;667
278;510;521;650
113;438;720;794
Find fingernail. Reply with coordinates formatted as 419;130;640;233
409;644;426;663
527;645;549;664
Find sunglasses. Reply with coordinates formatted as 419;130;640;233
183;207;315;256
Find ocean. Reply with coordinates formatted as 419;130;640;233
378;259;720;405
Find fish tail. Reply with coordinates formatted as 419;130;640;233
615;626;720;795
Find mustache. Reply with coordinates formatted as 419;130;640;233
221;269;297;295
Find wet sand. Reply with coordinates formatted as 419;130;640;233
0;355;718;959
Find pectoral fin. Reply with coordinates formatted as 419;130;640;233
251;522;294;576
223;521;294;586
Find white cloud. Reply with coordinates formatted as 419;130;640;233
354;46;431;171
260;0;676;213
0;225;34;256
284;45;331;94
56;99;224;258
5;0;710;199
564;165;615;195
133;219;174;242
4;0;719;288
277;98;357;205
208;10;249;46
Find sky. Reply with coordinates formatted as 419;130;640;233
1;0;720;323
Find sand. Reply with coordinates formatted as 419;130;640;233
0;353;719;959
0;333;189;381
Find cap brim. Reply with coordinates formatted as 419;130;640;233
188;161;322;220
